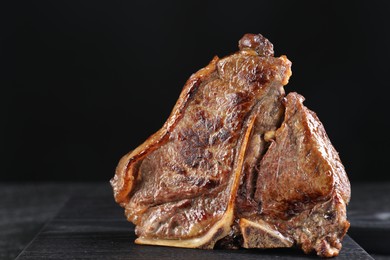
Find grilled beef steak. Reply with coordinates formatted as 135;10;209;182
111;33;350;257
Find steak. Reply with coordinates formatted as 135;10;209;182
110;33;350;257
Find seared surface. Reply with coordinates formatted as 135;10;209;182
255;93;350;215
125;34;291;242
249;93;350;257
111;34;350;257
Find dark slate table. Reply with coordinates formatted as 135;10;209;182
1;183;389;259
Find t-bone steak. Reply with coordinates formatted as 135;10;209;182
110;33;351;257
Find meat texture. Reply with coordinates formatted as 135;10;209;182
110;34;350;257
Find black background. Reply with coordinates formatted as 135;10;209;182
1;1;389;182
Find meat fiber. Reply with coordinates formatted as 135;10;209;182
110;33;350;257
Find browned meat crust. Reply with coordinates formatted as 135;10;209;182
244;93;350;257
110;34;350;257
